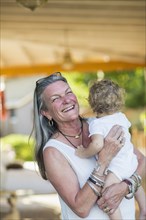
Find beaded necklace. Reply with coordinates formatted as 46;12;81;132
58;120;83;148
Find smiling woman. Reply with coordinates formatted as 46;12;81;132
31;72;146;220
41;81;79;123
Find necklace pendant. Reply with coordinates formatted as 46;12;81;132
75;135;80;139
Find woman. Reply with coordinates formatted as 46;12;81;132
32;72;145;220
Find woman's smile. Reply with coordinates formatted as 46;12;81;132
62;105;75;112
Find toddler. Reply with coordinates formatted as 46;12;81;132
76;79;146;220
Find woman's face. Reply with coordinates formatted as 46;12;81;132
42;80;79;123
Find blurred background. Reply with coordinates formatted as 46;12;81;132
0;0;145;219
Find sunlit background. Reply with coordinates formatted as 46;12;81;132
0;1;145;220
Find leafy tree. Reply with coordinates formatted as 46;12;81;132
1;134;34;161
104;68;145;108
63;68;145;109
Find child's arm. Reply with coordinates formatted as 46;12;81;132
135;186;146;220
75;134;104;158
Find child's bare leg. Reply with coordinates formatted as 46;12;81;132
103;172;123;220
135;186;146;220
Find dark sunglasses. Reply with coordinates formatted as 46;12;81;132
36;72;62;85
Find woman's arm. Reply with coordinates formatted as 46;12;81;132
43;125;124;218
43;147;97;218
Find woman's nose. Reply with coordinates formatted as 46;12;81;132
62;95;70;103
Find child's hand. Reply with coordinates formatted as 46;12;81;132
75;145;85;157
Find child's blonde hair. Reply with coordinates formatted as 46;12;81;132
88;79;125;117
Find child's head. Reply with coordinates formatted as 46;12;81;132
88;79;125;117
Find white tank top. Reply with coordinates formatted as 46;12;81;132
44;139;135;220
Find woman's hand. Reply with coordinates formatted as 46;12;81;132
97;181;128;214
98;125;125;168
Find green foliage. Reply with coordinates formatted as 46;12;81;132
63;68;145;109
63;69;145;131
103;68;145;108
1;134;35;161
140;111;146;134
63;72;91;108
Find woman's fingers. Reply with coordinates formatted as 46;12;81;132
119;136;125;147
106;125;125;142
106;125;122;138
97;182;126;213
97;193;118;213
105;125;125;149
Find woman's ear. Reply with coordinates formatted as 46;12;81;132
41;110;52;120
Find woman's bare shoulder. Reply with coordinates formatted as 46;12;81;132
43;145;64;160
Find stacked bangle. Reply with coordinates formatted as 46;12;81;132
89;175;104;188
123;172;142;199
87;180;101;198
132;173;141;188
94;162;108;176
87;166;105;198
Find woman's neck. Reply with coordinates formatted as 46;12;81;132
55;118;90;149
58;118;81;135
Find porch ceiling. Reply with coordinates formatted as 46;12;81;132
1;0;146;77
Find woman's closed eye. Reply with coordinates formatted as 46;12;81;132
51;90;73;103
51;96;60;103
66;91;73;95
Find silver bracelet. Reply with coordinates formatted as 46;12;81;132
124;178;137;199
90;174;105;188
132;173;142;188
94;162;108;176
87;180;101;198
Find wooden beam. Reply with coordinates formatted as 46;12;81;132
0;61;145;78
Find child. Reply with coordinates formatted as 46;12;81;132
75;79;146;220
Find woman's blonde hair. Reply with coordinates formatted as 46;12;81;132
88;79;125;117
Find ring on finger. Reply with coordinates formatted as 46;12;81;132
120;138;124;145
118;136;122;142
121;142;124;147
108;209;113;215
103;206;110;213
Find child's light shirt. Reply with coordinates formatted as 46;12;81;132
89;112;138;180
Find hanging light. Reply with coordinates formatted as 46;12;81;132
16;0;48;11
61;29;74;70
62;50;74;70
